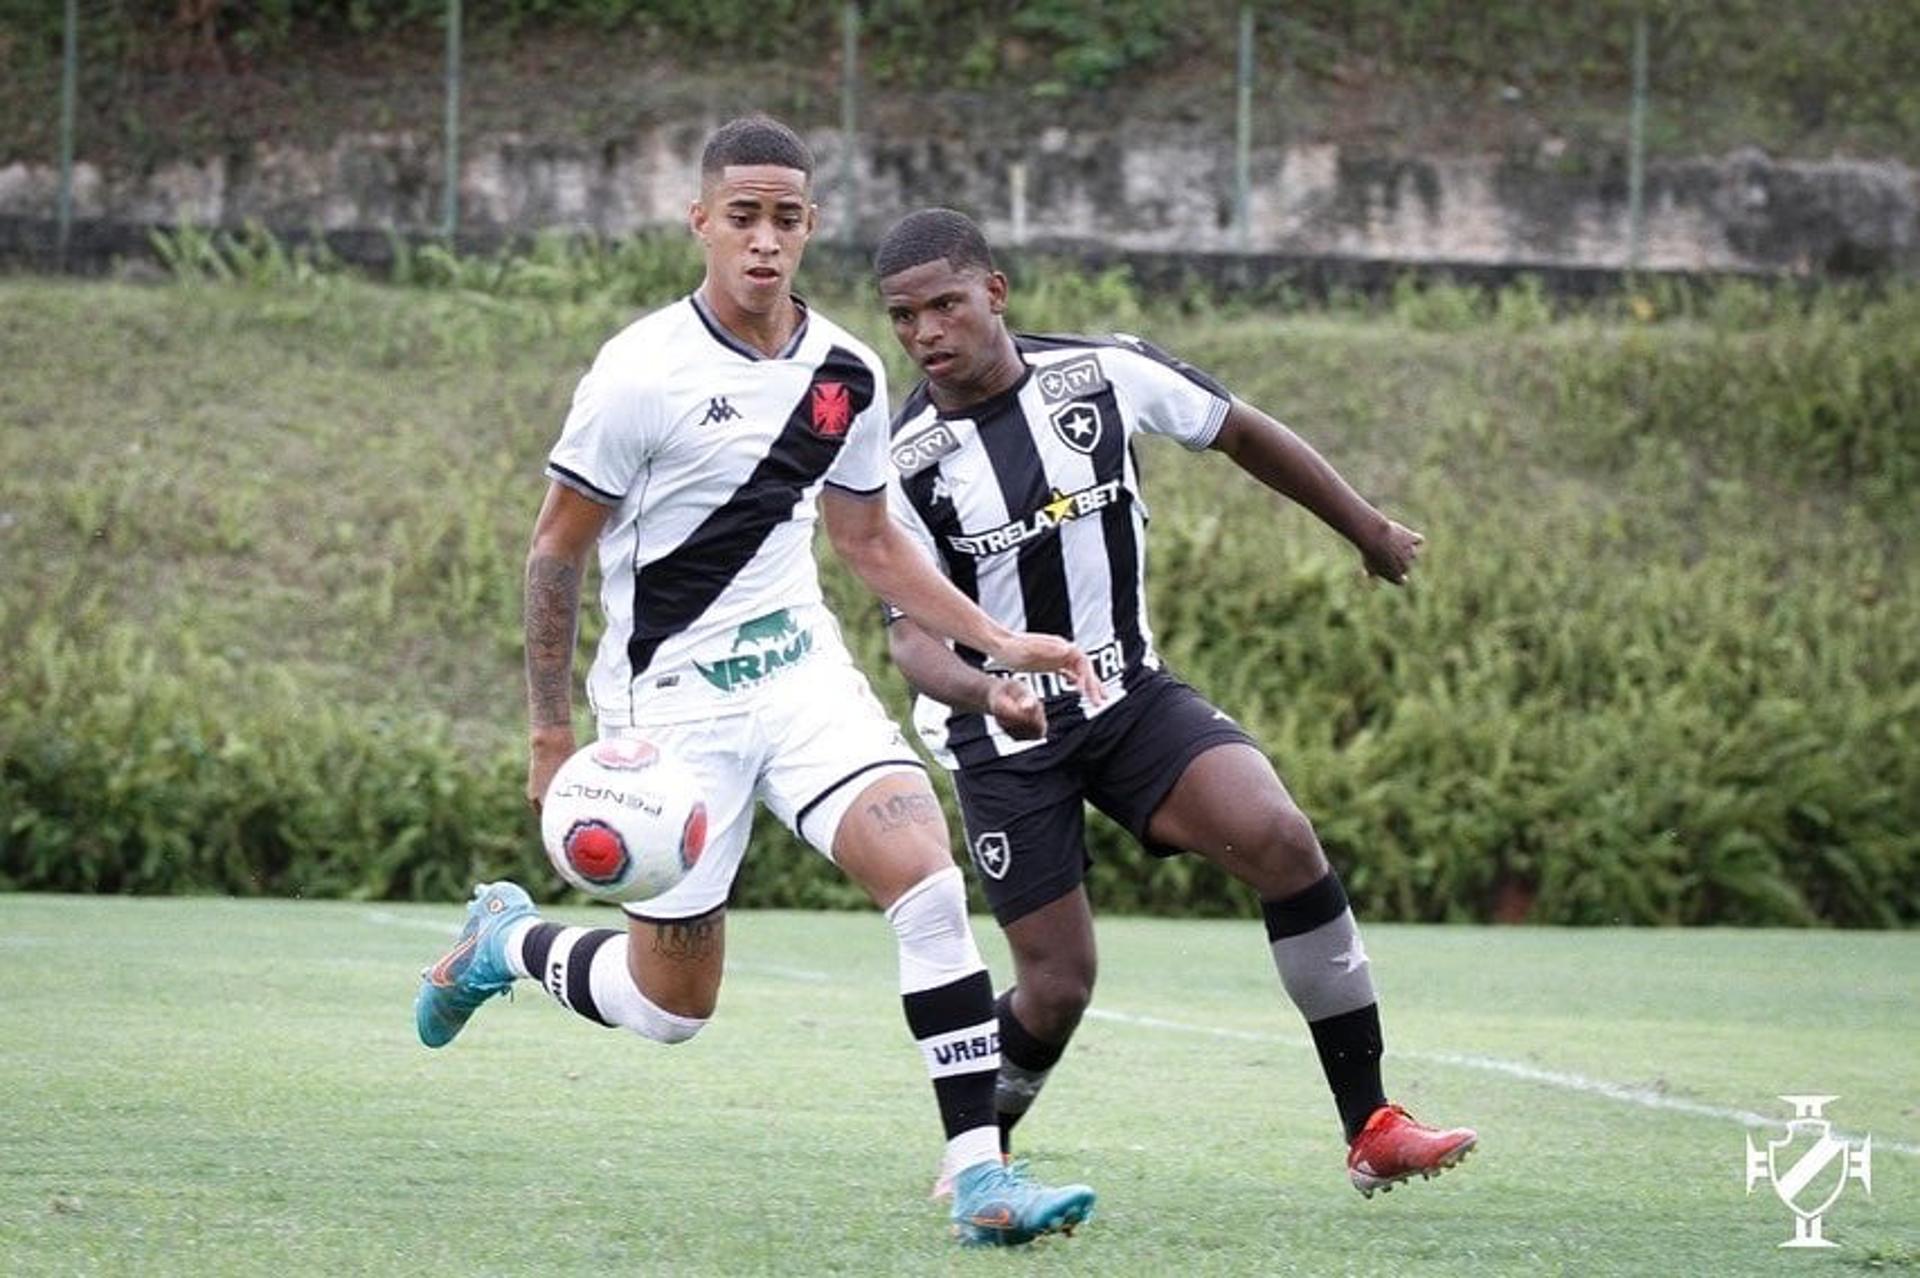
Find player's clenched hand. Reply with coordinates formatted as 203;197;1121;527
526;727;576;811
987;632;1106;705
1361;519;1425;585
986;678;1047;740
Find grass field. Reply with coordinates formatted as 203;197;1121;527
1;895;1914;1276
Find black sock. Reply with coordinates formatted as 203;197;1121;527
1309;1002;1387;1143
1261;872;1387;1143
902;970;999;1140
519;921;619;1027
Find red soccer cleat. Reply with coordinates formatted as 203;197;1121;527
1346;1103;1477;1197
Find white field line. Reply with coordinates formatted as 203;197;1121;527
1083;1007;1920;1158
365;909;467;935
364;909;1914;1156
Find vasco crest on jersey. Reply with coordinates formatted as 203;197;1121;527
810;381;854;438
799;350;876;441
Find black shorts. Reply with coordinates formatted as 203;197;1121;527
952;670;1258;926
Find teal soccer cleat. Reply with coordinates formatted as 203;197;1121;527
950;1159;1096;1247
414;881;537;1048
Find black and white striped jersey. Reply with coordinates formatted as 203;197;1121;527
885;332;1231;769
545;292;891;726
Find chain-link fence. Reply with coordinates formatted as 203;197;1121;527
5;1;1917;275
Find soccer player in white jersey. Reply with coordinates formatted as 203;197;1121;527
872;208;1477;1199
413;122;1099;1247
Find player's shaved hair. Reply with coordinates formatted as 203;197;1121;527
701;116;814;183
873;208;996;281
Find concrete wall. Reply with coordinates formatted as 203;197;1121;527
2;119;1913;275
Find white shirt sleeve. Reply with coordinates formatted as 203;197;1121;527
824;356;892;494
544;356;657;505
1109;339;1232;452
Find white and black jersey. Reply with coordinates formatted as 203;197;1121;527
546;293;891;726
885;333;1231;769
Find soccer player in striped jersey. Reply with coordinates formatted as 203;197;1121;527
873;208;1476;1199
413;123;1098;1246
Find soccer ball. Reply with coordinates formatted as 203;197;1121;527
540;738;709;903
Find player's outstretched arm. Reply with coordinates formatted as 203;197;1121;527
820;487;1103;704
1212;398;1425;584
887;615;1048;740
523;482;610;808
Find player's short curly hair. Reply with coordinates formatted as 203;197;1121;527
701;116;813;181
872;208;996;281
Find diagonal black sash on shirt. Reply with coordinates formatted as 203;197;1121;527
626;346;875;678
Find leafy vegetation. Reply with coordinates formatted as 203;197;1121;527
1;240;1913;925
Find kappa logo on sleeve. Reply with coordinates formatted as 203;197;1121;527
891;422;961;473
1036;354;1107;404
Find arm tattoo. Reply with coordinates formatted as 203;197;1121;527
650;916;721;962
525;553;582;730
864;792;942;833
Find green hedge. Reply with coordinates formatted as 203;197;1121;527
1557;285;1920;505
6;499;1912;925
0;609;534;902
1;259;1914;925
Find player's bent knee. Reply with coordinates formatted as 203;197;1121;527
1227;789;1318;860
1029;957;1096;1013
1060;972;1096;1016
636;1015;706;1046
885;865;986;993
1272;803;1323;859
1232;806;1329;897
617;992;709;1045
834;777;956;908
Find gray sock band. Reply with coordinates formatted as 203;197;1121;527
995;1061;1052;1116
1269;907;1377;1022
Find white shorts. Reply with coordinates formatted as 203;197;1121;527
599;623;924;921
